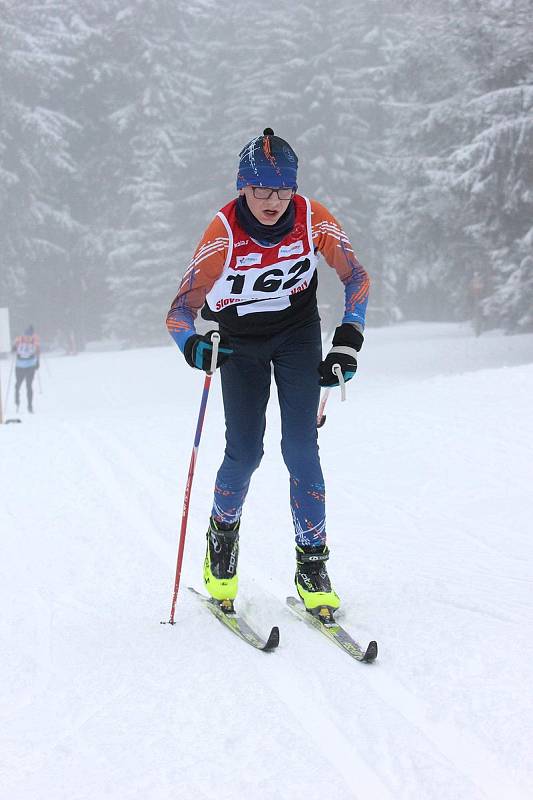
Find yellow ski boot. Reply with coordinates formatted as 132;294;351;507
203;517;240;604
295;544;340;613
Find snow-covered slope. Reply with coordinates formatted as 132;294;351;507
1;323;532;800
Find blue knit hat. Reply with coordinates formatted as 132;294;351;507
237;128;298;190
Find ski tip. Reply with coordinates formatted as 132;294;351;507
364;640;378;662
263;625;280;651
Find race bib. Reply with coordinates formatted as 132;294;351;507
206;196;317;315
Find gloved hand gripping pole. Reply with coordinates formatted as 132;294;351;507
316;363;347;428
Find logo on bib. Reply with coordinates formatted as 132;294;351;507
235;253;262;269
278;240;304;258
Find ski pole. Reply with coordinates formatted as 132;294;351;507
4;355;15;414
316;364;347;429
164;332;220;625
317;388;330;428
2;355;21;424
41;352;52;377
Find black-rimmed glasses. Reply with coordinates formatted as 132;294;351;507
250;187;295;200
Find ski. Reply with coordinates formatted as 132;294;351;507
286;596;377;662
188;587;279;652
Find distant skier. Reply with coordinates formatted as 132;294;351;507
166;128;370;616
13;325;40;413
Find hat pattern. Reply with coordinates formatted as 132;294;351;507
237;129;298;190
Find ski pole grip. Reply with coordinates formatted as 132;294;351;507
332;363;346;401
208;331;220;375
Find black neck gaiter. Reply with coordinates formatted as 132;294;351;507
236;194;295;246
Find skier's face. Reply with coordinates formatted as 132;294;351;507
241;186;293;226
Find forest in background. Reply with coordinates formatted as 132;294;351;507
1;0;532;347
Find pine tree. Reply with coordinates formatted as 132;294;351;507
102;0;216;344
0;1;78;339
3;0;529;344
379;0;533;331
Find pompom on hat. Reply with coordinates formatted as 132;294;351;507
237;128;298;190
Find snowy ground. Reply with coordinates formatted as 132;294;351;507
1;321;533;800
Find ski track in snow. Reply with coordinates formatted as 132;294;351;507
59;422;392;798
361;669;528;799
264;652;395;800
62;420;173;567
1;322;533;799
46;420;531;798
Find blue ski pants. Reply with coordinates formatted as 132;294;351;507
212;320;326;546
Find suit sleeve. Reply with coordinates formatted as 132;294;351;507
166;216;229;352
310;199;370;330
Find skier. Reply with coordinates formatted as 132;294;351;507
166;128;370;615
13;325;40;413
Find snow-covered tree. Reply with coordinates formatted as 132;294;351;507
2;0;531;343
100;0;217;344
379;0;533;330
0;1;79;338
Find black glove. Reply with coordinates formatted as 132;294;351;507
183;330;233;372
318;323;363;387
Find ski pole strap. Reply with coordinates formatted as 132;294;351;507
208;331;220;375
332;363;346;401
